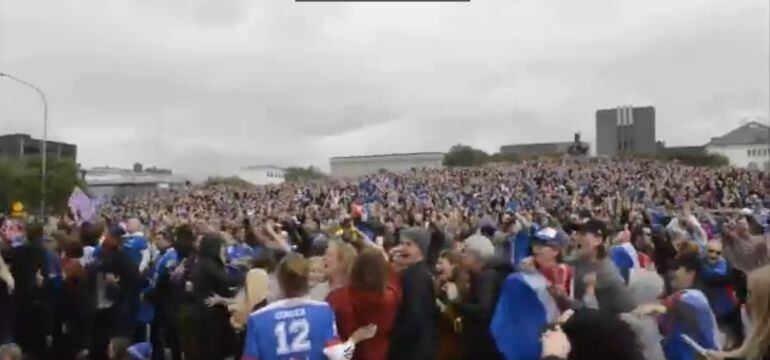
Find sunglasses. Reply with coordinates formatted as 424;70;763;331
707;249;722;255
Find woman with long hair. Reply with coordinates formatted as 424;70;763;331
327;246;401;360
434;250;466;360
323;240;357;293
707;264;770;360
241;253;375;360
59;236;90;360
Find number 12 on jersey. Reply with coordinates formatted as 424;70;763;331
275;318;311;355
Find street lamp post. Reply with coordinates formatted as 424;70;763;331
0;72;49;220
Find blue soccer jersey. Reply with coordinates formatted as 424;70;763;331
242;298;341;360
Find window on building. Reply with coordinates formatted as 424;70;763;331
747;149;752;157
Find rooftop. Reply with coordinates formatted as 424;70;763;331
0;133;76;145
330;152;445;160
241;165;285;171
500;141;575;148
708;121;769;146
84;167;187;186
596;105;655;113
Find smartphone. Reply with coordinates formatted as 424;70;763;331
680;334;708;356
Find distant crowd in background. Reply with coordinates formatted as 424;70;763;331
1;158;769;360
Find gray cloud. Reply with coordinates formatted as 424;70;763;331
0;0;767;177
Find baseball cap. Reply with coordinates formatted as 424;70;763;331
577;219;607;238
533;227;569;248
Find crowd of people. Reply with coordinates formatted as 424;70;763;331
1;158;769;360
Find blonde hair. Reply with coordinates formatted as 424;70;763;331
308;256;326;285
328;239;357;277
230;268;270;330
731;265;770;360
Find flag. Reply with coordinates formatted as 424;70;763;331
490;272;559;360
662;289;720;360
68;186;95;223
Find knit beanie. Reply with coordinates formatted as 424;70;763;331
401;227;431;257
464;234;495;262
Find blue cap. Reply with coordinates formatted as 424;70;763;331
533;227;569;248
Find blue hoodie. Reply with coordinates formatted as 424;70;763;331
123;233;152;324
700;259;738;317
661;289;719;360
123;233;149;268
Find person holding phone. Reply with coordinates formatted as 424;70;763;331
704;265;770;360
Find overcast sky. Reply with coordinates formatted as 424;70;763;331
1;0;768;177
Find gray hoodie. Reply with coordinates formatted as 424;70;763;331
570;257;636;315
621;269;667;360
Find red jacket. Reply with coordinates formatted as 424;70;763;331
327;269;402;360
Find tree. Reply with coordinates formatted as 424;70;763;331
284;166;327;182
0;155;84;214
489;152;520;164
443;144;491;167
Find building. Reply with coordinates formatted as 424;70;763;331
596;106;656;157
144;166;173;175
84;167;187;198
330;152;444;177
500;134;589;158
0;133;77;161
705;121;769;170
236;165;286;186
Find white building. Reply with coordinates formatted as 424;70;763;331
84;167;187;198
236;165;286;185
706;121;770;170
330;152;444;177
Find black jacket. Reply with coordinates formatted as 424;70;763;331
89;247;140;337
388;261;437;360
190;236;238;359
454;268;504;360
6;241;50;306
6;241;53;332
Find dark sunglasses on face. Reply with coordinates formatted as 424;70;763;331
707;249;721;255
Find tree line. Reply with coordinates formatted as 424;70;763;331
0;155;84;214
442;144;731;168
